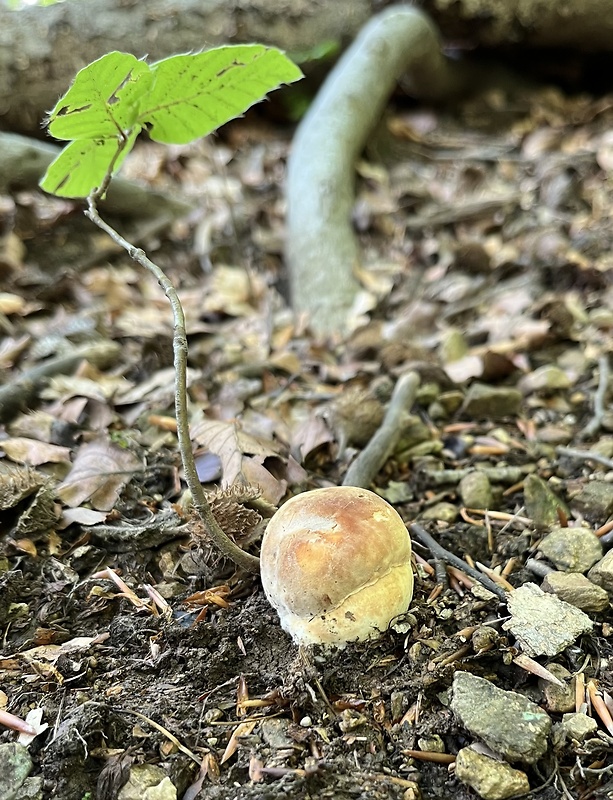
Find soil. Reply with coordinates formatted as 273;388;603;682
1;59;613;800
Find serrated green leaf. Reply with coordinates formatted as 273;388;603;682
39;131;138;197
47;52;151;141
140;46;303;145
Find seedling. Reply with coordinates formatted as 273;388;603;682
40;47;302;572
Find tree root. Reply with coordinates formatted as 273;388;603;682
285;5;463;337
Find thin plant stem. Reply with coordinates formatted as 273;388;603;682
86;195;260;573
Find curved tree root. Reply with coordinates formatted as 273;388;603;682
285;5;462;338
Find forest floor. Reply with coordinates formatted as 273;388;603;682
1;69;613;800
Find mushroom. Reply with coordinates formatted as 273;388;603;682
260;486;413;646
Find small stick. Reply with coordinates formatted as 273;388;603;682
408;523;507;601
556;445;613;470
343;371;420;489
580;354;610;440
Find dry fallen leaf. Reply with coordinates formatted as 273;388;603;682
56;438;142;511
1;437;71;466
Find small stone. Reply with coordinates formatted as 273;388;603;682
503;582;593;657
571;481;613;522
417;735;445;753
439;328;469;363
561;712;598;742
451;672;551;763
459;471;493;510
542;571;610;612
518;365;571;394
390;690;408;722
538;526;602;573
461;383;522;420
260;718;295;749
524;475;568;529
0;744;32;800
118;766;176;800
299;716;312;728
538;664;575;713
421;502;458;522
588;550;613;597
455;747;530;800
438;390;465;415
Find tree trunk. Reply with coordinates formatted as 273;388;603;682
0;0;374;134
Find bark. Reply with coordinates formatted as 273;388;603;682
420;0;613;51
0;0;374;134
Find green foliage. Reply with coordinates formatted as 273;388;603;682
40;47;302;198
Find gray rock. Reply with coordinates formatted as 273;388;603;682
461;383;522;420
259;718;295;750
459;471;493;510
561;713;598;742
588;550;613;597
455;747;530;800
19;777;43;800
421;502;458;522
542;571;610;612
518;365;571;394
538;526;602;573
503;582;593;657
524;475;568;529
538;663;575;713
118;765;176;800
451;671;551;763
571;481;613;522
0;743;32;800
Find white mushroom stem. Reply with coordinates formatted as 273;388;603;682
285;5;458;337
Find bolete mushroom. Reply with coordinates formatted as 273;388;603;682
260;486;413;646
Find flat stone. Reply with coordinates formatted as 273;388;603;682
461;383;522;420
571;481;613;522
451;671;551;763
524;475;568;529
542;571;610;613
538;526;602;573
0;744;32;800
561;712;598;742
519;365;571;393
421;502;458;522
503;582;593;656
455;747;530;800
538;663;575;713
118;765;176;800
459;471;493;510
588;550;613;597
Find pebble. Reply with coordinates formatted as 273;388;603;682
451;671;551;763
518;365;571;394
523;475;568;529
538;526;602;573
503;582;593;656
538;663;575;713
542;571;610;612
118;765;176;800
455;747;530;800
299;716;312;728
561;712;598;742
571;481;613;522
461;383;522;420
588;549;613;596
459;471;493;510
421;502;458;522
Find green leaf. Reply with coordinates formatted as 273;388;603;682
47;52;151;141
140;45;303;145
40;131;138;197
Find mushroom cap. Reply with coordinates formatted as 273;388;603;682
260;486;413;646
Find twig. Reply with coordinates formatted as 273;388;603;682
580;354;610;440
343;371;420;489
556;445;613;471
85;197;260;574
408;523;507;601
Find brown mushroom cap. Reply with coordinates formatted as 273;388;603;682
260;486;413;646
